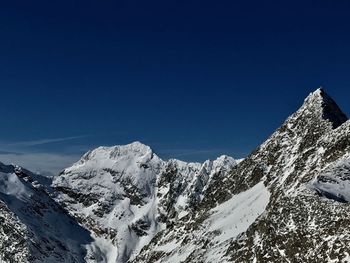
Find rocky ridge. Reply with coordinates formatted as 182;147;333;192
131;89;350;263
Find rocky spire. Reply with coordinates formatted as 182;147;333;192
301;88;348;129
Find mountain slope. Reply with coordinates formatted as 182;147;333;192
131;89;350;262
0;163;94;263
52;142;239;263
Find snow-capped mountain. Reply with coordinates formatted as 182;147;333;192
0;163;94;263
0;145;238;263
2;88;350;262
132;88;350;262
51;142;238;263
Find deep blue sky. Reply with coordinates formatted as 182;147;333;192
1;0;350;173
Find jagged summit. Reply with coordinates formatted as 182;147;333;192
303;87;331;103
256;88;347;154
302;88;348;129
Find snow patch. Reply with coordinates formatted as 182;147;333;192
207;182;270;243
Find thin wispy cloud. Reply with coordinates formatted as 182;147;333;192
8;135;87;147
0;150;22;155
0;152;81;175
0;135;87;175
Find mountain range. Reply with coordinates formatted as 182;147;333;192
1;88;350;262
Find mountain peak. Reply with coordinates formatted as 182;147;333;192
301;88;348;129
112;141;153;156
303;87;326;105
79;141;154;163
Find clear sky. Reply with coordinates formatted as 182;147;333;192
1;0;350;173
